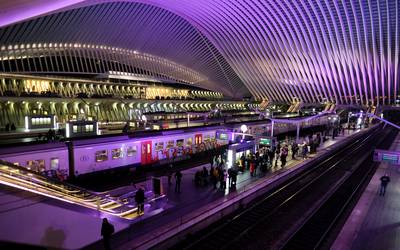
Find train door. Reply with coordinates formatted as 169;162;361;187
195;134;202;145
141;141;152;165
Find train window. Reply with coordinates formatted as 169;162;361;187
73;125;78;133
112;148;123;159
176;139;184;147
85;124;93;132
50;158;59;170
166;140;174;148
155;142;164;151
13;162;20;166
127;146;137;157
204;135;211;142
95;150;108;162
186;137;193;146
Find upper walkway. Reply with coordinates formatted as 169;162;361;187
332;131;400;250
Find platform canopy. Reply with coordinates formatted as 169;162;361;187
0;0;399;104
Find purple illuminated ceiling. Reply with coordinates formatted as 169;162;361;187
0;0;399;105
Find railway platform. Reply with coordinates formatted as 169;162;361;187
0;128;366;249
332;131;400;250
84;127;367;250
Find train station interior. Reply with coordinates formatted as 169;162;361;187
0;1;399;249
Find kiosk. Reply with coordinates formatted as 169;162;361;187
65;120;99;138
226;140;256;169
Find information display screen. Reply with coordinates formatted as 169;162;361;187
219;133;228;140
259;138;271;146
373;149;400;165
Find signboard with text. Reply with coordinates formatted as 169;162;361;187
373;149;400;165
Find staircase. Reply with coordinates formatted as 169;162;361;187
0;160;162;220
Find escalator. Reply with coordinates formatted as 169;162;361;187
0;160;164;220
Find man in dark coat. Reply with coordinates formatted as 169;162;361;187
135;188;145;214
101;218;114;250
379;174;391;196
175;170;183;193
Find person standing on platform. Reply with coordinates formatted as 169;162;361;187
280;145;288;168
167;163;173;185
135;187;145;214
379;174;391;196
240;154;246;172
221;169;227;190
291;142;298;160
101;218;114;250
275;143;281;167
175;170;183;193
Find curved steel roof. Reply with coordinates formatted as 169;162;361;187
0;0;399;105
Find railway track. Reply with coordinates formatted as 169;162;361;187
173;125;395;250
282;127;399;250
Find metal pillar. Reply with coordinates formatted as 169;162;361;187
187;113;190;127
296;123;300;143
271;120;274;137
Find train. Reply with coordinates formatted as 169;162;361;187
0;115;332;179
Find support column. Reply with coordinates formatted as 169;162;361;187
271;120;274;137
296;122;300;143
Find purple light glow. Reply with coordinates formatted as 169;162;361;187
0;0;399;105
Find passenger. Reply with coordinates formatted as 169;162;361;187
302;142;308;159
174;170;183;193
250;159;255;176
135;187;145;214
254;156;259;176
268;147;275;165
228;168;233;187
275;144;281;167
379;174;391;196
10;123;16;131
221;169;227;190
230;168;238;188
212;167;219;189
240;154;246;172
101;218;114;250
217;167;223;189
194;171;201;186
5;123;9;132
280;145;288;168
167;163;173;185
291;142;298;160
202;167;209;185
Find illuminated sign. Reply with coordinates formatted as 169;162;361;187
219;133;228;140
373;149;400;165
259;138;271;145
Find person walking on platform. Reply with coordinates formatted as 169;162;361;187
379;174;391;196
101;218;114;250
175;170;183;193
135;187;145;214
